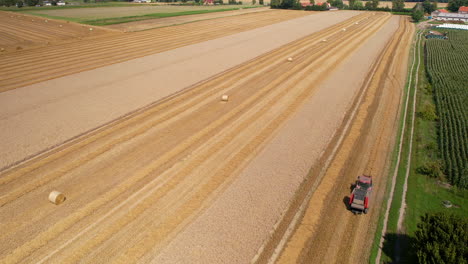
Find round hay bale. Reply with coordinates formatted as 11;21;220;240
49;191;66;205
89;28;93;31
355;22;359;24
221;95;229;102
0;48;4;52
342;28;346;31
287;57;293;62
59;25;63;27
322;39;327;42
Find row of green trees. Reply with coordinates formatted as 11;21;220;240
1;0;69;7
447;0;468;12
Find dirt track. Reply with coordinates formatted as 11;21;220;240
0;12;413;263
0;10;307;93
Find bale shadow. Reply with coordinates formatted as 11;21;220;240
381;232;418;264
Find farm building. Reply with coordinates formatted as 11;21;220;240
459;6;468;14
431;8;468;22
431;9;448;17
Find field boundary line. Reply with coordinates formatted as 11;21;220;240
374;29;420;264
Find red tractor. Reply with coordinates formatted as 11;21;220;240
349;175;372;214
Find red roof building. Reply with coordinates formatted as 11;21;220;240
439;9;448;13
459;6;468;14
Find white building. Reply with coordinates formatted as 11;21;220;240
436;12;468;22
432;6;468;22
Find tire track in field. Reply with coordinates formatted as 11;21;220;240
0;13;386;263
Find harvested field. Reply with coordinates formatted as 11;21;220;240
0;10;308;93
0;10;414;263
106;7;270;32
0;11;117;52
257;16;414;264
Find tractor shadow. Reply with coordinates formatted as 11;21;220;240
343;196;350;210
342;183;355;211
381;232;418;264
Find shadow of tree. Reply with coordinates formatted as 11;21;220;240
381;232;418;264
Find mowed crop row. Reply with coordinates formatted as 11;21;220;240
0;11;116;51
0;10;308;93
265;17;413;264
0;13;390;263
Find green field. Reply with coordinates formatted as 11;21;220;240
1;3;262;25
425;30;468;188
401;29;468;262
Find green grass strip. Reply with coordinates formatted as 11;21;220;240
368;29;420;264
82;8;242;26
0;2;145;12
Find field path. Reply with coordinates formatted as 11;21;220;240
0;13;401;263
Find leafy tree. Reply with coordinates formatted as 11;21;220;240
305;3;327;10
423;0;437;13
348;0;355;8
270;0;281;7
365;0;372;9
309;0;314;4
259;0;263;4
447;0;468;12
24;0;39;6
17;0;23;7
354;0;364;9
371;0;379;9
280;0;295;8
293;0;303;9
329;0;344;8
414;212;468;264
1;0;17;7
392;0;405;11
252;0;255;4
